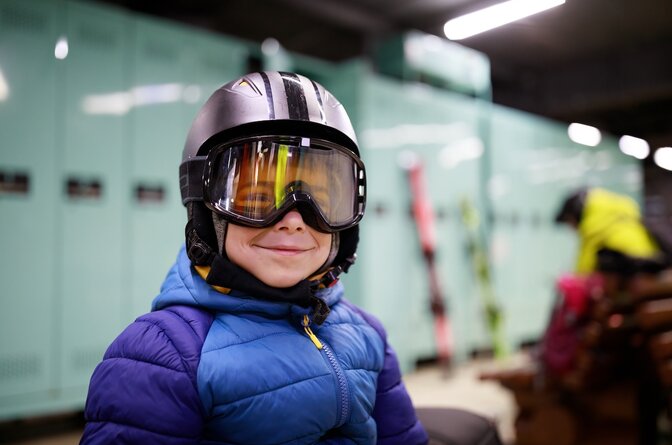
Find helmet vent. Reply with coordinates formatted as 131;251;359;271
227;77;263;98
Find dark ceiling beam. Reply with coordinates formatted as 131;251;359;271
272;0;391;33
493;40;672;125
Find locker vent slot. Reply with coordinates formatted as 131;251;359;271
72;348;102;371
66;177;103;200
202;56;230;74
0;170;29;195
77;24;116;49
135;183;165;204
1;5;48;33
0;354;40;380
144;41;178;62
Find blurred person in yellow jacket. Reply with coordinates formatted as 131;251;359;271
554;187;661;275
554;187;667;445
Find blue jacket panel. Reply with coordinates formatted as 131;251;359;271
82;246;428;444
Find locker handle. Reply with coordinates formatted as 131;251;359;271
66;177;102;199
0;170;30;196
135;183;165;204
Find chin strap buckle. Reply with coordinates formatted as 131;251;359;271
186;225;216;266
308;254;358;325
311;254;357;289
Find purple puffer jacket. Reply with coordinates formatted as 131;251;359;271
81;246;428;444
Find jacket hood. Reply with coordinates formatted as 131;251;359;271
152;245;344;319
578;188;641;239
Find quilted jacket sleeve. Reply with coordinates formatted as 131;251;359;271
81;306;213;444
348;304;429;445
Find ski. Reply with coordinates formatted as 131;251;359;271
404;157;453;368
459;197;507;359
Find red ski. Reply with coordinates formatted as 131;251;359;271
404;156;453;368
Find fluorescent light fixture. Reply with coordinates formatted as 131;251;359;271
444;0;565;40
568;123;601;147
54;36;69;60
653;146;672;171
618;135;650;159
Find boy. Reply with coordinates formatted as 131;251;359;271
81;71;429;444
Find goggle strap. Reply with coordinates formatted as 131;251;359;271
180;157;207;204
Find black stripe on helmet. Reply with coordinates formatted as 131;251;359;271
279;72;309;121
310;80;326;124
259;72;276;119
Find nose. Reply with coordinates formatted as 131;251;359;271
274;210;306;233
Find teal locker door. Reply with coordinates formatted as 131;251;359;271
0;0;61;418
357;75;483;369
127;22;250;319
58;1;129;395
179;27;249;119
356;77;420;372
488;105;539;348
426;92;485;359
528;119;585;339
127;17;191;319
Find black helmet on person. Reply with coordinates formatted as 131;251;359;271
555;187;588;225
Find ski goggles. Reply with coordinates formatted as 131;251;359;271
202;136;366;232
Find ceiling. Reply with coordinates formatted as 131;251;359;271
100;0;672;157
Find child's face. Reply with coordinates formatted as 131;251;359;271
225;209;332;288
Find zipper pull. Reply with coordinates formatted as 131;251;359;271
302;315;323;349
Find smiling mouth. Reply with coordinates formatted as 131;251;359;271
257;245;312;256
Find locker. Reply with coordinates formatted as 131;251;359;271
126;16;193;318
58;0;130;394
0;0;62;418
126;17;251;318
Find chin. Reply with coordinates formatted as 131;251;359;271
260;275;303;289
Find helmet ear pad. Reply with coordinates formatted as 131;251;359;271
333;226;359;266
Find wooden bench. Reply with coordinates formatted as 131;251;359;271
481;266;672;445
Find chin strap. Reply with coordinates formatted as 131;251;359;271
306;253;356;325
185;220;357;325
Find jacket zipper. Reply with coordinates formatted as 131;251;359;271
302;314;323;349
302;315;351;427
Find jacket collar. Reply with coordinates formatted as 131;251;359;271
152;245;344;320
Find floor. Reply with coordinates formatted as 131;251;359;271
405;356;520;443
4;356;523;445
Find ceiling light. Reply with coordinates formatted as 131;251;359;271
653;146;672;171
568;123;601;147
54;36;69;60
618;135;650;159
444;0;565;40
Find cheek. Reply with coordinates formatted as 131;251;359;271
224;225;259;262
316;232;333;261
